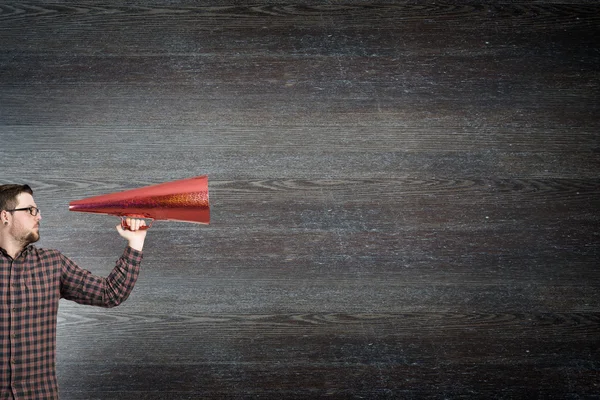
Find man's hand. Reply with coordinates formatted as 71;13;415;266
116;218;147;251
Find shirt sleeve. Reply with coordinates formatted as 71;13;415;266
60;246;143;307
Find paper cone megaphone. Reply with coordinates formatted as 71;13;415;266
69;175;209;230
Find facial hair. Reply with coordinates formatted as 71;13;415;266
25;230;40;245
17;225;40;247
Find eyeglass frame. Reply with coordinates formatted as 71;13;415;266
5;207;40;216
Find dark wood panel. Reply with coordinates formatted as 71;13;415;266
1;0;599;398
55;310;600;398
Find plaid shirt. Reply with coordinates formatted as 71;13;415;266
0;245;142;400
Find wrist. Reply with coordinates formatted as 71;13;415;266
128;239;145;252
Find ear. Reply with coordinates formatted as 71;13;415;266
1;210;9;225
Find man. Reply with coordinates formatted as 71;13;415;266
0;184;147;399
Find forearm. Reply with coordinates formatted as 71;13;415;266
102;246;142;307
61;246;143;307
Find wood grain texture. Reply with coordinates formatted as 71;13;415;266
1;1;599;398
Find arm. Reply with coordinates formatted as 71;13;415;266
60;218;146;307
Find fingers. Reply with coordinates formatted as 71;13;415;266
123;218;147;231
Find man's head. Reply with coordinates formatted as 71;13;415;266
0;184;41;246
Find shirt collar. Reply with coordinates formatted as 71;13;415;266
0;244;34;260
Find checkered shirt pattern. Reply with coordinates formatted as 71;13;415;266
1;245;142;400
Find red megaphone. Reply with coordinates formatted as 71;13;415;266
69;175;209;230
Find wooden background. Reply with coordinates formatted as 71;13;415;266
1;1;599;399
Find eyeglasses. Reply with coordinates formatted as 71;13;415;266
6;207;40;216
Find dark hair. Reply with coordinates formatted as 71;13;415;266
0;184;34;211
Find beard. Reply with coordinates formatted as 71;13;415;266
18;227;40;247
25;230;40;244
